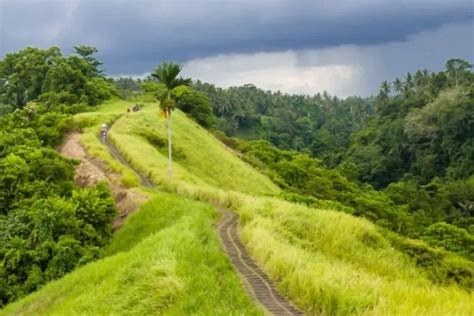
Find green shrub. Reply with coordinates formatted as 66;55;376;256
387;233;474;289
0;108;117;306
422;222;474;260
280;192;355;214
176;90;216;128
0;184;117;305
0;104;13;116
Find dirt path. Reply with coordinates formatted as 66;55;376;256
60;133;111;186
102;131;303;315
218;210;303;316
59;133;147;229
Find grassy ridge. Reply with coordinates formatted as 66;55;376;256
72;107;140;188
98;101;473;315
108;107;280;196
3;100;471;315
1;193;261;315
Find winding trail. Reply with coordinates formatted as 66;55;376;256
102;136;154;188
218;210;303;315
101;131;303;315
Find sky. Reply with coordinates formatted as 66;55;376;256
1;0;473;97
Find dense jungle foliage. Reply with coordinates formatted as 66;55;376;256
0;46;117;306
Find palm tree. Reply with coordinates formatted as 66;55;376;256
392;78;402;94
445;58;472;87
152;63;191;178
380;80;391;97
376;80;390;113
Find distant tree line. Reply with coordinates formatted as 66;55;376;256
192;60;472;187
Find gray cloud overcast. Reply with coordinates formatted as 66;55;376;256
0;0;473;96
181;21;473;97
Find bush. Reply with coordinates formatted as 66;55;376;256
177;91;216;128
280;192;355;214
0;184;117;305
212;130;241;149
0;104;13;116
422;222;474;260
387;233;474;289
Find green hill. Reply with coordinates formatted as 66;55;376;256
108;106;280;196
2;100;473;315
1;193;261;315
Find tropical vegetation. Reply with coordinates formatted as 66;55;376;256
0;45;472;315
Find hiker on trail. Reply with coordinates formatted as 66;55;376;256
101;124;108;142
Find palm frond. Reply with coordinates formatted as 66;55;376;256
174;77;192;87
152;62;191;89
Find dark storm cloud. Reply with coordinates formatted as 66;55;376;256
1;0;473;74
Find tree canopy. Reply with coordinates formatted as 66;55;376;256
0;45;118;306
0;46;117;110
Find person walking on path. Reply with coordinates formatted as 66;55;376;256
101;124;108;142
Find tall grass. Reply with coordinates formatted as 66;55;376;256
102;103;473;315
238;197;474;315
94;99;153;113
1;193;262;315
108;107;280;196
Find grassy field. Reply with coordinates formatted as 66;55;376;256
108;108;280;196
1;193;262;315
238;197;474;315
3;99;472;315
101;101;473;315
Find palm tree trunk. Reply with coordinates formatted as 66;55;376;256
167;112;173;178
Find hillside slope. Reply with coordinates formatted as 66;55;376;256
108;107;280;196
1;193;262;315
3;100;473;315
